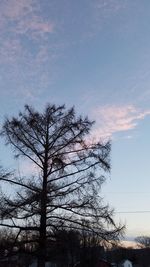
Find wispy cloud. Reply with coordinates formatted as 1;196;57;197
0;0;34;19
0;0;54;36
0;39;22;63
0;0;54;63
87;0;128;38
91;105;150;139
15;15;54;37
95;0;127;13
0;0;57;101
92;0;128;26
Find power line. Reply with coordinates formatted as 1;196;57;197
115;211;150;214
104;192;150;194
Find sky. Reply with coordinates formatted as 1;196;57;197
0;0;150;240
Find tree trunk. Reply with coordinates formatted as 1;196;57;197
37;172;47;267
37;222;46;267
37;133;49;267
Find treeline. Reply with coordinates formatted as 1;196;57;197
1;227;150;267
0;227;104;267
106;246;150;267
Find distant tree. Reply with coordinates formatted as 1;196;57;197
0;227;16;257
135;236;150;248
80;226;104;267
0;104;123;267
52;229;80;267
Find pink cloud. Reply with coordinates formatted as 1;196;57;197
0;0;55;65
0;0;54;37
28;20;54;33
91;105;150;139
119;240;139;249
15;15;54;36
0;0;34;19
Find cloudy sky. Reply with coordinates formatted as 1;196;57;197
0;0;150;239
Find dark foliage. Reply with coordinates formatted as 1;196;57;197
106;247;150;267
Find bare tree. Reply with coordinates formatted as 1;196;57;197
135;236;150;248
0;104;123;267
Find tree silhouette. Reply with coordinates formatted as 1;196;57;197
0;104;123;267
135;236;150;248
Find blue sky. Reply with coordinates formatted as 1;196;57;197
0;0;150;239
